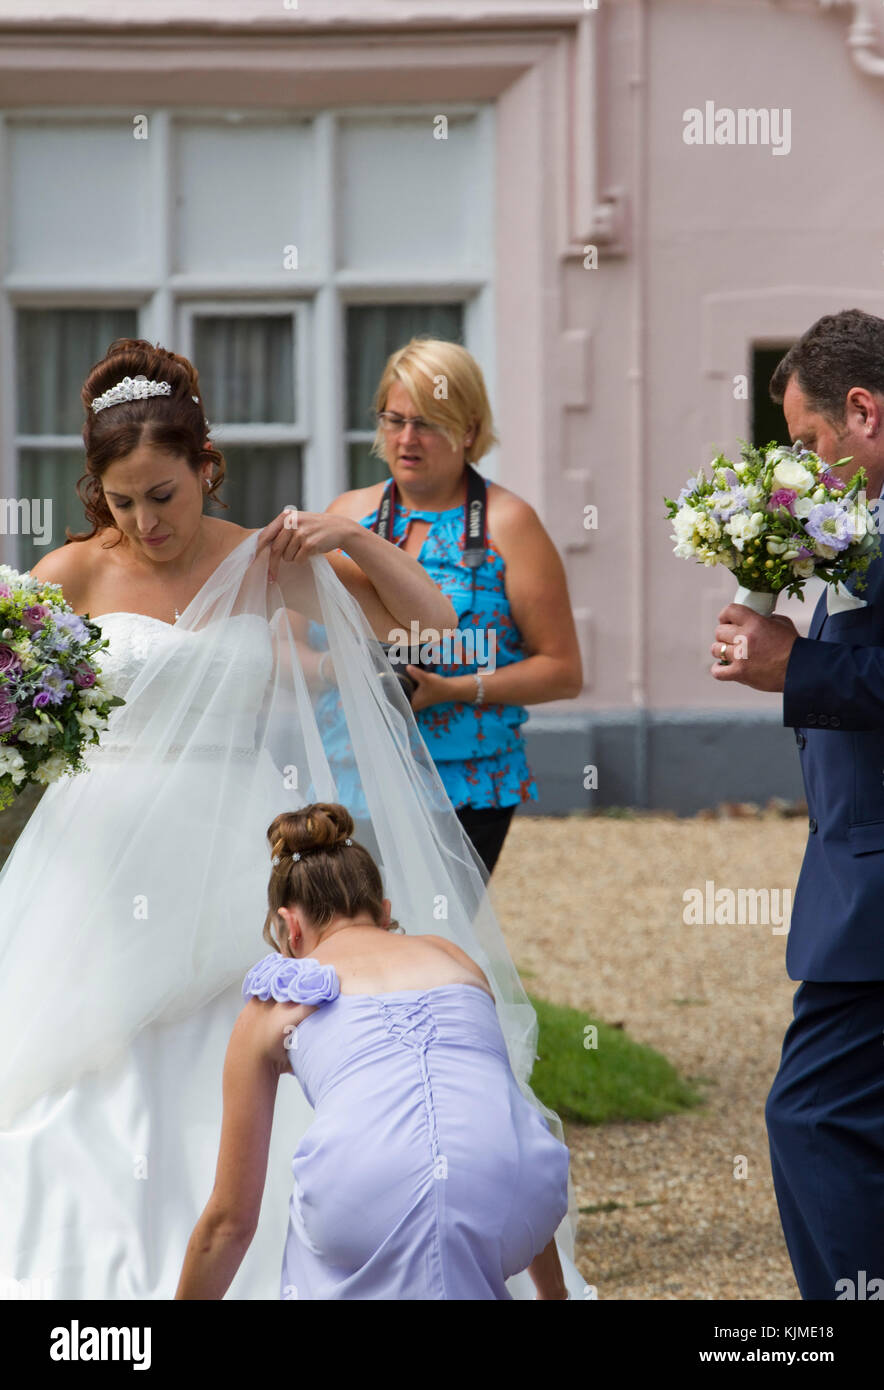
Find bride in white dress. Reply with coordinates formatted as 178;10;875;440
0;339;584;1300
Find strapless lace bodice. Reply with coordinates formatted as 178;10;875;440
89;610;273;757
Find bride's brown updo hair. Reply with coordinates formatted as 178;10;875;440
264;802;400;955
67;337;228;547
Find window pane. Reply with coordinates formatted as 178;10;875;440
346;303;464;432
338;116;486;272
214;445;303;531
10;122;153;277
175;121;315;275
752;345;792;447
18;308;138;435
193;316;295;425
348;441;389;492
16;448;93;576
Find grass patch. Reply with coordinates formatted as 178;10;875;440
527;992;705;1125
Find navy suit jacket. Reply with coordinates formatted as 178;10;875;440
783;553;884;981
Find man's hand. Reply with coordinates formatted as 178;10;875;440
709;604;800;691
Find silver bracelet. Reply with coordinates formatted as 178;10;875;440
472;672;484;706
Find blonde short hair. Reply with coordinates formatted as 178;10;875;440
371;338;498;466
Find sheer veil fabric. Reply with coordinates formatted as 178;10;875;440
0;530;581;1296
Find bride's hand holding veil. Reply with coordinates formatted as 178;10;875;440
256;505;456;638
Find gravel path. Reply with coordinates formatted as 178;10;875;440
492;811;808;1300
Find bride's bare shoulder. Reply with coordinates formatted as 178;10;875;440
28;539;94;609
205;517;256;551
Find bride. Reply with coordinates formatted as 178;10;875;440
0;338;583;1300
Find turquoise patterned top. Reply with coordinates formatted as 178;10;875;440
309;495;538;811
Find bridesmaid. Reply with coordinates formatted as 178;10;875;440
320;338;583;874
176;802;572;1301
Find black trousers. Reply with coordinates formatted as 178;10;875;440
454;804;518;876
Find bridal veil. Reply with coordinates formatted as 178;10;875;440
0;530;579;1279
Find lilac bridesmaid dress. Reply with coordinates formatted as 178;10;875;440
242;953;571;1300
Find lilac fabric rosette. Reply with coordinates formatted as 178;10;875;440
242;952;341;1006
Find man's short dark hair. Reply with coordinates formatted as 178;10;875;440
769;309;884;422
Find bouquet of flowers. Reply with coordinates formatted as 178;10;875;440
0;565;125;810
664;440;881;614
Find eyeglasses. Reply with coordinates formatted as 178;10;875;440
376;412;444;438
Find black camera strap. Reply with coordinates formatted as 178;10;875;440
373;463;488;611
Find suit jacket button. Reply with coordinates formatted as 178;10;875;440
809;818;818;833
830;716;841;728
795;731;806;748
818;714;829;727
807;713;818;725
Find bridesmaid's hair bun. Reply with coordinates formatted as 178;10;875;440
264;802;399;952
283;803;355;857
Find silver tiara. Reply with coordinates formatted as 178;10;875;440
91;375;173;414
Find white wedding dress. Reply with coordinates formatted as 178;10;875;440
0;534;584;1300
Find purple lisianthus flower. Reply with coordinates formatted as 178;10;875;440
73;663;96;689
51;610;89;643
676;475;699;507
804;501;852;552
0;645;22;678
797;544;813;559
21;604;50;633
709;485;749;521
32;691;51;710
36;665;73;705
0;696;17;733
768;488;798;515
819;470;844;492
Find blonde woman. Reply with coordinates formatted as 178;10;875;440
316;338;583;874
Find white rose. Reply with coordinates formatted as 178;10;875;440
0;746;26;781
812;540;838;561
17;720;52;746
793;497;814;520
33;752;68;785
772;460;815;494
75;708;105;731
791;558;815;578
672;506;700;557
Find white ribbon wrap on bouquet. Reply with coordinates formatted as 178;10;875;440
733;584;778;616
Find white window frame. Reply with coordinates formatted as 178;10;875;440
177;298;310;449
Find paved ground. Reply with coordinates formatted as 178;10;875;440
492;809;808;1300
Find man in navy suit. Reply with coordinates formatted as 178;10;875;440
710;308;884;1300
